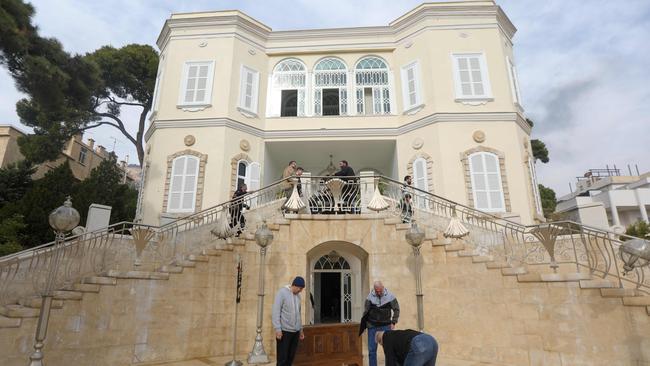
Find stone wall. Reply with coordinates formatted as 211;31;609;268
1;217;649;365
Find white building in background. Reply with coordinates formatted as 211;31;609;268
556;168;650;231
139;0;544;225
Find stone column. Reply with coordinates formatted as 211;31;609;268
607;190;621;226
634;189;649;223
302;172;312;213
360;171;374;214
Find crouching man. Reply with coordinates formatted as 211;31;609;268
376;329;438;366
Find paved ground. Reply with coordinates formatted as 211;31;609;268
144;355;489;366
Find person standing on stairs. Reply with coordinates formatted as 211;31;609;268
272;276;306;366
229;183;250;237
359;281;400;366
281;160;297;198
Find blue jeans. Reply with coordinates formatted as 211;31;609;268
368;325;391;366
404;334;438;366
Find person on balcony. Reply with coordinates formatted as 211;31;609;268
359;281;400;366
375;329;439;366
272;276;306;366
295;167;304;197
333;160;357;212
281;160;297;198
229;184;249;237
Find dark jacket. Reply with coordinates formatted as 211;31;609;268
359;288;400;335
334;165;355;180
382;329;422;366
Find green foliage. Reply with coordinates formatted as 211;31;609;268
624;221;650;240
0;0;158;165
75;155;137;225
0;214;26;256
0;160;35;206
539;184;557;218
531;139;549;163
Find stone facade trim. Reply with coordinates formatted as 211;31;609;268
407;152;434;193
162;149;208;213
460;146;511;213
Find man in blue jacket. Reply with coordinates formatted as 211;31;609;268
361;281;400;366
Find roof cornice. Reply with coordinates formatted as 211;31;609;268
156;1;517;52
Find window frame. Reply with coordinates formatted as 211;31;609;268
167;155;200;213
78;147;88;165
177;60;215;107
400;60;423;112
450;52;493;101
506;56;522;106
468;152;505;213
528;158;543;215
268;58;307;117
354;56;393;116
239;65;260;115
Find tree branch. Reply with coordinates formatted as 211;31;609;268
108;96;146;107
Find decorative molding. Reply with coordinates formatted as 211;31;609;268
407;152;434;193
455;98;493;106
412;137;424;150
145;112;532;141
198;41;207;47
162;149;208;214
177;104;211;112
460;146;511;213
184;135;196;146
472;130;486;143
237;107;258;119
248;48;256;55
239;139;250;152
402;104;425;116
404;40;414;48
230;153;252;196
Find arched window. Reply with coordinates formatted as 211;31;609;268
270;58;307;117
236;160;248;190
412;157;428;192
314;252;350;270
468;152;505;212
314;57;348;116
355;56;391;115
168;155;199;212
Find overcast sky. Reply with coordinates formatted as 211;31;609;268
1;0;649;196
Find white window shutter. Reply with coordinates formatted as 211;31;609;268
267;75;280;117
251;69;260;113
167;155;199;213
247;162;261;191
413;158;428;192
469;152;504;212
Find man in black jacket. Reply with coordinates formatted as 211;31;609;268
376;329;438;366
333;160;357;212
229;184;250;237
360;281;400;366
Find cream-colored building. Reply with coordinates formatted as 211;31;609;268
141;0;544;225
0;124;121;181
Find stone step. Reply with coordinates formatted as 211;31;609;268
215;243;234;252
622;296;650;307
187;254;209;262
579;279;618;289
0;315;21;328
501;266;528;276
444;243;465;252
201;248;222;256
158;265;184;274
66;283;101;293
431;239;452;247
242;232;256;241
227;238;247;246
395;223;411;231
0;304;40;318
486;261;511;269
19;297;64;309
647;306;650;316
517;272;592;283
82;276;117;286
457;250;476;257
384;218;401;225
104;270;170;280
267;223;281;231
174;260;197;268
472;255;494;263
52;290;84;301
274;218;291;225
600;288;639;298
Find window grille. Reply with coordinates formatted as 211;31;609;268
355;57;391;115
313;58;348;116
272;59;307;116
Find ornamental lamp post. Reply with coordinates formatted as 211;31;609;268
619;238;650;275
29;197;80;366
248;221;274;364
405;221;425;332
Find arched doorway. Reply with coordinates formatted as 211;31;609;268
306;241;368;325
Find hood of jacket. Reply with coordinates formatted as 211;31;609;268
367;287;396;307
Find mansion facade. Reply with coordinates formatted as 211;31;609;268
139;0;543;225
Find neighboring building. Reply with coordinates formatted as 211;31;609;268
556;167;650;231
140;0;543;225
0;124;130;182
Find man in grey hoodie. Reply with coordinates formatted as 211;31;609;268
362;281;400;366
272;276;305;366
